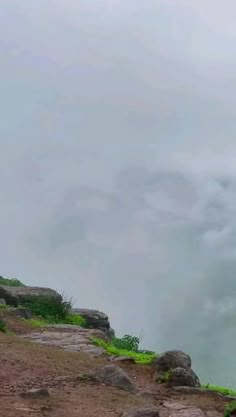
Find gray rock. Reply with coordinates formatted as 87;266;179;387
0;298;6;305
153;350;191;373
122;407;160;417
7;307;32;319
168;367;200;387
21;388;50;398
84;364;136;392
71;308;110;333
110;356;136;364
0;285;61;307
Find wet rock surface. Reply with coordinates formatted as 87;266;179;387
21;325;107;357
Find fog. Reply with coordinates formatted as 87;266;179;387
1;0;236;387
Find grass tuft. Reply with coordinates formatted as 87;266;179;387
91;336;157;365
202;384;236;397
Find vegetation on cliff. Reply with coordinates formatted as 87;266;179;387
92;335;157;365
0;276;25;287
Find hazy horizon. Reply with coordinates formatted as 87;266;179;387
1;0;236;387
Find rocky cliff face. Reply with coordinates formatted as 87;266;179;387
71;308;112;334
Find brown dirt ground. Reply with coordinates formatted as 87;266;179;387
0;316;230;417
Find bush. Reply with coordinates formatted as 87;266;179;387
224;401;236;417
21;295;71;321
112;335;140;352
0;319;7;332
0;276;25;287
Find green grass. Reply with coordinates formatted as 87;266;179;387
224;400;236;417
62;314;87;327
26;314;87;328
91;337;157;365
0;276;25;287
26;318;49;327
0;304;8;310
202;384;236;397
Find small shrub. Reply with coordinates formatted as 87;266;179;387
224;401;236;417
0;319;7;332
0;276;25;287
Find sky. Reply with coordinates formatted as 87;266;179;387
1;0;236;386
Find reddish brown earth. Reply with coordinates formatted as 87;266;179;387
0;316;230;417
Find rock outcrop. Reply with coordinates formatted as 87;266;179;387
71;308;111;333
0;285;61;307
81;364;137;392
153;350;200;388
153;350;191;373
21;325;108;356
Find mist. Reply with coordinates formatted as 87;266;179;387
1;0;236;387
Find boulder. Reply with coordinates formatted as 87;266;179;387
71;308;110;333
122;407;160;417
0;285;61;307
81;364;136;392
153;350;191;373
167;367;200;388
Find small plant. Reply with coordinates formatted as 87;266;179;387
157;370;173;384
224;401;236;417
0;304;7;310
0;319;7;332
0;276;25;287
